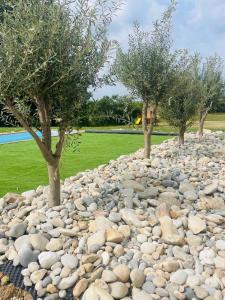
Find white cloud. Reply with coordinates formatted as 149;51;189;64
94;0;225;98
189;0;225;25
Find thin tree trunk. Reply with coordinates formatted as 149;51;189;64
199;111;208;138
142;101;150;158
47;162;61;207
178;126;185;145
199;103;212;138
199;118;204;138
147;105;157;157
142;101;157;158
144;131;151;158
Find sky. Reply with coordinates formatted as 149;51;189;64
93;0;225;98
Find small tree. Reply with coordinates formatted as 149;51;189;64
0;0;119;207
160;52;198;144
113;1;176;158
194;55;224;137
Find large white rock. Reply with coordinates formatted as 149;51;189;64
102;270;117;283
130;269;145;288
179;181;195;194
188;215;206;234
215;240;225;251
170;270;187;285
38;252;58;269
0;239;9;254
158;191;179;206
14;235;31;252
87;230;105;253
122;180;145;192
30;269;46;284
7;223;27;238
61;254;78;269
58;272;79;290
214;256;225;270
120;209;148;227
18;245;39;267
140;242;156;255
159;216;185;246
46;238;63;251
82;285;114;300
203;182;218;195
133;291;154;300
30;234;49;251
25;212;47;226
109;282;128;298
138;187;158;199
113;264;130;283
199;248;215;265
89;216;115;232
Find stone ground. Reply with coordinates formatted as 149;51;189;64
0;131;225;300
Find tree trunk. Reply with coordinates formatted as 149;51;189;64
144;131;151;158
198;104;212;139
6;97;65;208
47;162;61;207
142;101;150;158
178;126;185;145
199;111;208;138
142;101;158;158
199;118;204;138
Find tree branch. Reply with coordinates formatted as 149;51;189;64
142;100;148;133
35;96;52;151
55;127;65;158
6;99;55;165
147;103;158;135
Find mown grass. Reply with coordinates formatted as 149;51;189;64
0;127;23;133
205;113;225;121
0;112;224;196
0;133;171;197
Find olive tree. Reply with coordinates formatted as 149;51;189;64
0;0;16;125
0;0;14;22
113;1;176;158
0;0;119;207
160;52;199;144
194;55;224;137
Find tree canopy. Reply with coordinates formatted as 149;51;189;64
160;52;199;144
0;0;119;206
113;0;176;158
193;54;225;136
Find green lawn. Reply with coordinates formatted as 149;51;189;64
1;112;224;196
205;113;225;121
0;127;23;133
0;133;171;197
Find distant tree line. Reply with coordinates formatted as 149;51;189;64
211;98;225;112
76;95;141;127
2;91;224;128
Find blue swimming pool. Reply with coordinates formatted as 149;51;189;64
0;130;59;144
0;131;44;144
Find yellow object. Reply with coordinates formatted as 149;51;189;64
135;117;142;125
